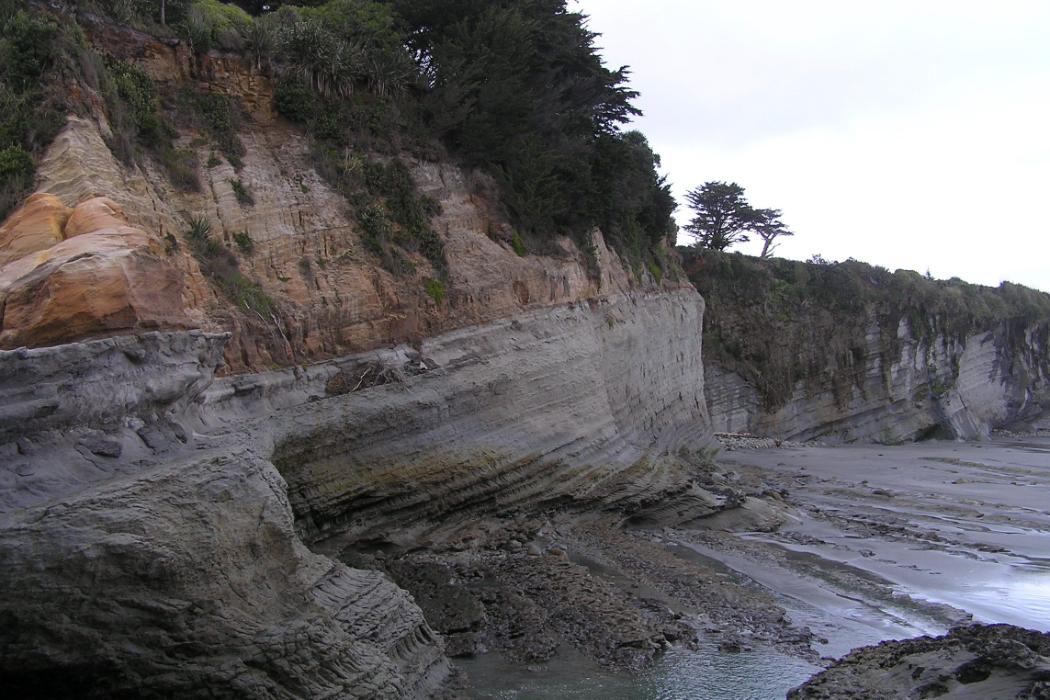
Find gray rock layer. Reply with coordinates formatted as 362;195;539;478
706;318;1050;443
259;290;712;545
0;288;711;697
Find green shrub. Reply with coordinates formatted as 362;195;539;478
233;230;253;253
511;231;526;257
110;61;169;146
274;78;317;124
222;272;275;316
185;0;253;53
0;10;59;92
160;147;200;191
207;152;221;168
0;144;33;187
647;258;663;284
104;60;200;190
357;203;391;253
0;9;66;217
185;214;275;315
0;144;34;218
182;90;246;169
229;178;254;206
424;278;446;304
187;216;211;241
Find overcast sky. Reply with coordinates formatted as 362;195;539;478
575;1;1050;292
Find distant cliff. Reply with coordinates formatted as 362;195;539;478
683;249;1050;442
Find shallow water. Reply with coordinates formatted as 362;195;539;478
933;566;1050;631
458;643;821;700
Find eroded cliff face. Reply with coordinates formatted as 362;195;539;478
706;316;1050;443
0;282;711;696
0;332;450;698
0;15;651;373
685;251;1050;444
256;289;709;546
6;11;1047;698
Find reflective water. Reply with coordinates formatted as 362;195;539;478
458;644;821;700
930;566;1050;631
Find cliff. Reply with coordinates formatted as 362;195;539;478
0;285;711;696
0;9;709;696
686;250;1050;442
4;4;1049;696
0;12;653;372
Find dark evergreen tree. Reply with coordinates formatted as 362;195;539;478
752;208;793;258
684;181;757;251
393;0;654;241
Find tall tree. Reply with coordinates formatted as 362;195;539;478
684;181;757;251
752;208;794;258
685;182;795;255
393;0;645;236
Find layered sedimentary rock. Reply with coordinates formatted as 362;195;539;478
0;331;449;698
251;289;710;545
0;193;71;266
706;318;1050;443
0;283;711;696
21;15;646;372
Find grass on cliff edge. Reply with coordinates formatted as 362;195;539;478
681;248;1050;411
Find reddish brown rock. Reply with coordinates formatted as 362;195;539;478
0;193;72;267
0;196;191;349
62;196;127;238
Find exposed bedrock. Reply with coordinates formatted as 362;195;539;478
0;195;193;349
256;289;711;546
789;624;1050;699
0;332;448;698
0;287;711;697
706;319;1050;443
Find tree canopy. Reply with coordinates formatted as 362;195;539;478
684;181;793;255
392;0;655;241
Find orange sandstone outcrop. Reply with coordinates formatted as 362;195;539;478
0;196;191;349
0;194;73;267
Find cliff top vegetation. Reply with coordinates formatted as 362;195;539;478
2;0;677;280
682;247;1050;410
